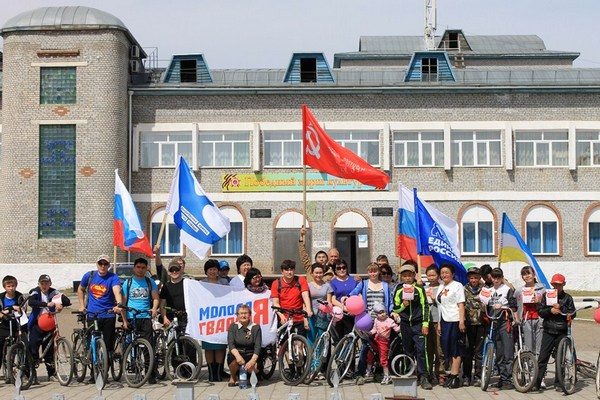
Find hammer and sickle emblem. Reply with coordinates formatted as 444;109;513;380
305;124;321;159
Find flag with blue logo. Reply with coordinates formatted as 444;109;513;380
166;157;230;260
414;188;467;284
499;212;550;288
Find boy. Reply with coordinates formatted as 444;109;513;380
424;264;445;385
218;260;232;283
0;275;25;372
271;260;312;336
28;274;71;381
534;273;575;392
391;264;432;390
487;267;517;390
463;267;486;387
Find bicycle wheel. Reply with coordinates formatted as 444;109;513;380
92;338;109;387
110;328;124;381
72;331;87;383
7;342;35;390
326;336;354;387
512;351;538;393
153;330;166;380
556;337;577;394
595;351;600;399
2;341;12;383
278;334;311;386
481;341;495;391
257;344;276;380
305;331;330;384
54;337;74;386
123;338;154;388
165;335;202;381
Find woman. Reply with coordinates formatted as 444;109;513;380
201;259;229;382
308;263;331;345
435;263;465;389
244;267;268;293
227;304;262;386
349;262;393;384
327;259;359;342
378;263;395;292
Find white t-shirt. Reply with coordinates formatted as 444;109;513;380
436;280;465;322
229;274;245;289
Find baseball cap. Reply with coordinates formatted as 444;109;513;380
219;260;230;270
97;255;110;263
551;273;566;284
399;265;416;274
467;267;481;275
373;302;386;314
38;274;51;282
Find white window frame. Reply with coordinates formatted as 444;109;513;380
587;207;600;255
451;130;502;167
134;123;197;171
151;209;183;256
525;206;559;255
327;129;381;166
198;130;251;168
515;130;568;167
263;130;303;167
211;206;244;256
576;130;600;167
460;205;494;255
393;130;444;167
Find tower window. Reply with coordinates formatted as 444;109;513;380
448;32;459;49
421;58;438;82
180;60;197;83
300;58;317;83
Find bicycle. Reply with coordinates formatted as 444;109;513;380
160;307;202;381
304;300;339;384
1;306;35;390
110;324;125;381
31;310;74;386
270;306;312;385
116;306;155;387
511;312;538;393
481;305;513;391
71;309;113;388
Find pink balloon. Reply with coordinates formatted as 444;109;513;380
332;306;343;322
354;311;373;331
319;303;332;314
345;296;365;315
594;307;600;324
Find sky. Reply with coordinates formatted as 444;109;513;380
1;0;599;70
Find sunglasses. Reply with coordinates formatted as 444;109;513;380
336;266;347;271
98;261;110;266
282;267;295;271
169;267;182;273
380;272;391;276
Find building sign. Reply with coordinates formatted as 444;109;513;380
222;173;388;192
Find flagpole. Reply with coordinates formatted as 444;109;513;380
302;104;307;230
113;245;117;273
154;213;169;253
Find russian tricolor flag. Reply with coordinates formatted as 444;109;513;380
397;184;434;267
114;170;153;258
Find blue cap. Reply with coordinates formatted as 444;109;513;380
219;260;230;269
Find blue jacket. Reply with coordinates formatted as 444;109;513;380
349;279;393;313
27;287;71;329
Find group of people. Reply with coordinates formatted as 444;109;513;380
0;239;578;393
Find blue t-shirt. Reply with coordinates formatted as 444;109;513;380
122;276;158;319
81;271;121;318
328;276;359;299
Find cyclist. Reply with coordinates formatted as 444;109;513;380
121;257;159;384
271;259;312;336
0;275;26;372
28;274;71;382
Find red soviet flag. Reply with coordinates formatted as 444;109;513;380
302;104;390;189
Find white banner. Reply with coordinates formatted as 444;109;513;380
184;280;277;345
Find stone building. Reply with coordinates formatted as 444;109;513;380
1;6;600;289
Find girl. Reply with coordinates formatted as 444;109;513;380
308;263;331;345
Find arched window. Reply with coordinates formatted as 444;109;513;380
151;209;182;255
212;206;244;256
461;205;494;255
525;205;559;255
274;211;309;269
587;207;600;254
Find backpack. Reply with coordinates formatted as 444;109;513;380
125;276;154;309
277;276;301;295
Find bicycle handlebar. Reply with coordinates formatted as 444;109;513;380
271;306;308;317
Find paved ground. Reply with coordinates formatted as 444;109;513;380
3;309;598;399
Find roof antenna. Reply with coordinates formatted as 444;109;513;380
424;0;437;51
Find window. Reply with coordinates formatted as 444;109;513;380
40;67;76;104
274;211;309;269
576;130;600;166
180;60;197;83
461;205;494;255
141;131;193;168
587;207;600;254
151;210;182;255
300;58;317;83
451;130;501;166
39;125;76;238
448;32;459;49
525;205;559;255
393;131;444;167
212;207;243;256
328;130;380;166
199;131;250;167
264;131;302;167
515;131;568;167
421;58;438;82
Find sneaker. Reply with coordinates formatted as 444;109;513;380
48;375;58;383
356;376;365;385
462;376;471;386
364;369;372;379
472;377;481;387
381;375;392;385
420;376;433;390
448;376;461;389
502;380;514;390
540;380;546;389
530;385;540;393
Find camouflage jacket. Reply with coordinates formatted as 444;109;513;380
464;283;485;325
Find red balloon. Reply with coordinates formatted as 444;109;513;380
38;313;56;332
594;307;600;324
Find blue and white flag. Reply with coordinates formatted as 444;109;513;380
414;188;467;284
166;157;230;260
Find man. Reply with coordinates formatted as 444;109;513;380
153;244;186;286
218;260;232;283
77;255;122;383
299;227;334;282
230;254;253;289
121;258;159;383
271;260;313;336
159;259;188;330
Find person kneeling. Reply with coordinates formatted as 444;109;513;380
227;304;262;386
